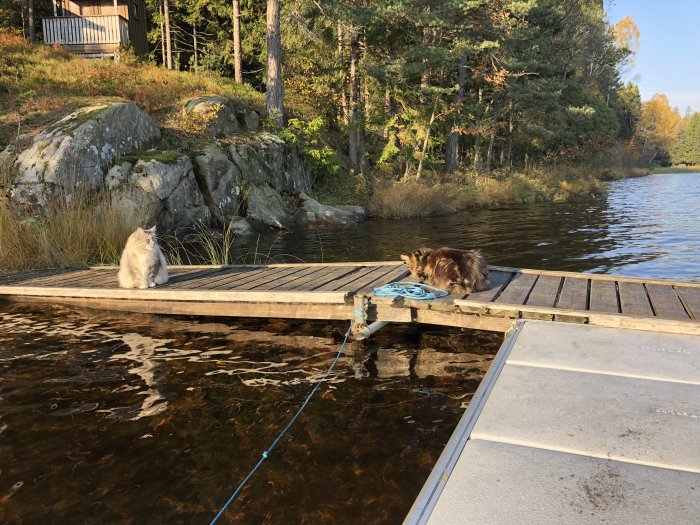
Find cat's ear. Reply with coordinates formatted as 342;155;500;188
400;254;410;264
145;225;156;233
135;227;144;235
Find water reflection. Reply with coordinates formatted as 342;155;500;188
0;304;500;524
232;173;700;281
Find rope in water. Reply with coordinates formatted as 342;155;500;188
373;281;449;300
210;323;353;525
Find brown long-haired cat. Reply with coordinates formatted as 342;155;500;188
118;226;169;289
400;247;489;295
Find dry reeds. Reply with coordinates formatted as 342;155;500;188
0;193;144;272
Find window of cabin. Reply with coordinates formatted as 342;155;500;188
131;2;138;19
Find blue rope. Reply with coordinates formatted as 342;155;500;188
210;323;353;525
373;281;449;300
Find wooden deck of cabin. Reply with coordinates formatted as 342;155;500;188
0;262;699;335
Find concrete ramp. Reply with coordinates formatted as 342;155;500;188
406;321;700;524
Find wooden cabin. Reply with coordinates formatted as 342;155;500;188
42;0;148;57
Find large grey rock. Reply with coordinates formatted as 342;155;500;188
160;175;209;231
238;109;260;131
228;217;254;236
245;183;292;229
193;143;242;217
295;192;367;227
110;183;162;226
185;96;240;137
129;156;192;200
229;132;314;195
105;161;133;190
11;101;160;205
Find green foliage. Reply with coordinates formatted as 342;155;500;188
279;117;341;179
671;113;700;165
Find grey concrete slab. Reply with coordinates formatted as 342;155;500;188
508;321;700;384
427;439;700;525
471;364;700;471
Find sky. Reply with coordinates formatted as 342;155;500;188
606;0;700;113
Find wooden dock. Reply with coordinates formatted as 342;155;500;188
0;262;699;336
2;262;700;522
404;320;700;524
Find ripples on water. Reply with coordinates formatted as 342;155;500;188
0;304;500;524
233;173;700;282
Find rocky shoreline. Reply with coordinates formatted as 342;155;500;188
0;97;366;233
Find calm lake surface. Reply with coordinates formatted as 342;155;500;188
234;172;700;282
1;173;699;524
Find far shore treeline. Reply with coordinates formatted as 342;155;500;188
2;0;699;220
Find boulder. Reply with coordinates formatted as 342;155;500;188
184;96;240;137
129;155;192;200
11;101;160;205
227;217;255;236
110;183;162;226
160;175;210;232
295;193;367;227
245;183;292;229
238;109;260;131
229;132;314;195
105;161;133;190
193;143;242;218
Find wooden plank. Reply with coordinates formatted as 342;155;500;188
618;281;654;317
2;295;353;321
274;266;349;291
0;285;349;304
495;273;538;305
645;284;690;320
556;277;588;311
287;266;364;291
462;270;515;304
332;265;403;292
676;287;700;320
0;268;74;285
201;267;288;290
490;264;700;289
589;280;619;314
413;309;514;333
17;268;105;287
164;268;235;289
178;267;272;290
525;275;563;308
223;267;307;290
314;267;381;291
357;264;411;294
252;266;329;291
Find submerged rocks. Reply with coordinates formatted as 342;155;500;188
295;193;367;227
245;183;293;229
10;101;160;205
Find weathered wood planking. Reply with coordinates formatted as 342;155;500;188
645;284;690;320
1;263;699;335
557;277;588;311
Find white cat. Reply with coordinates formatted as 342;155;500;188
118;226;169;289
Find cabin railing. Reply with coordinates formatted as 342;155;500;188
42;15;129;46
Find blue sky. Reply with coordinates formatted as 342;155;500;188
606;0;700;112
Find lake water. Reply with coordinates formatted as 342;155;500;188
1;173;699;524
233;172;700;282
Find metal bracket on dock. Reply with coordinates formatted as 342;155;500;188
351;294;389;341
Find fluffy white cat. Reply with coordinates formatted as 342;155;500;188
118;226;169;289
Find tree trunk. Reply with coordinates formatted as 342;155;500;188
193;23;198;73
473;133;482;169
27;0;35;43
159;2;166;68
337;22;348;125
445;54;468;173
163;0;173;70
232;0;242;83
416;100;438;180
506;103;514;168
485;119;497;173
420;26;430;89
266;0;285;127
383;87;392;139
348;26;360;170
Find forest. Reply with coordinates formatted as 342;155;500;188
3;0;698;214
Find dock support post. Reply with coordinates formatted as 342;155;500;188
353;321;389;341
